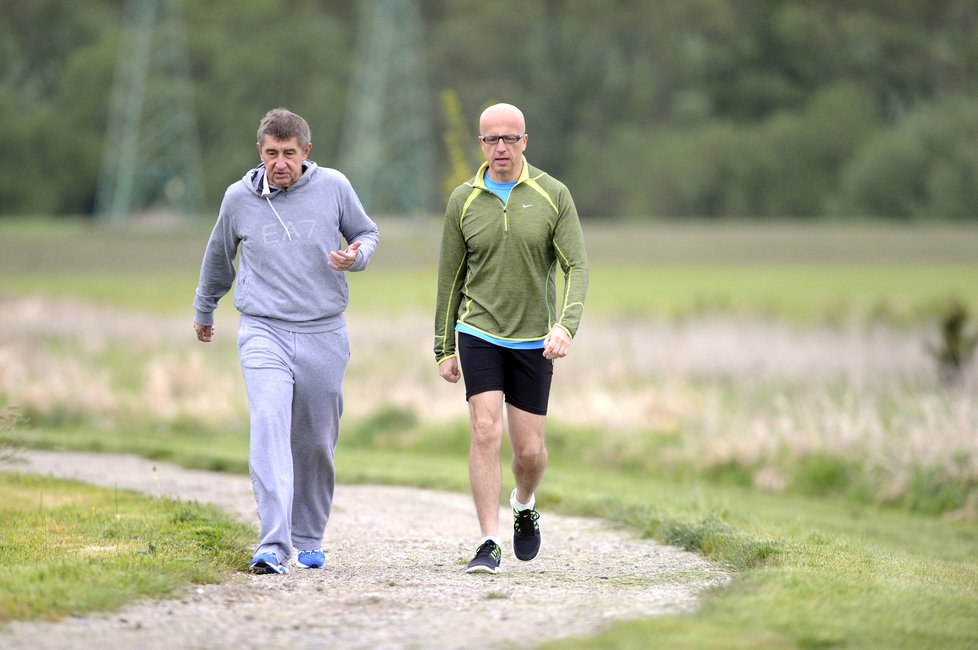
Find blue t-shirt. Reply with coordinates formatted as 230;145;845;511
456;322;545;349
484;173;517;204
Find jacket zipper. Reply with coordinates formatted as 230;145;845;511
484;184;515;234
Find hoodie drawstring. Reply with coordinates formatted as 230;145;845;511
261;172;293;242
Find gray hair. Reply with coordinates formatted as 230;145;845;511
257;108;311;148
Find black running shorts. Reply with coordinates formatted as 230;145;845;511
457;332;554;415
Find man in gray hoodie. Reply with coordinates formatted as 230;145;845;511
193;108;379;574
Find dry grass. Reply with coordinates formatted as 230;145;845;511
0;296;246;430
2;295;975;513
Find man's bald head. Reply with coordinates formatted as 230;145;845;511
479;103;526;133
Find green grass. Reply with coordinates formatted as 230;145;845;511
0;471;253;622
0;272;203;314
15;424;251;475
587;264;978;324
4;263;975;325
349;262;978;324
2;217;976;323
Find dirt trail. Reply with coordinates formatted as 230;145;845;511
3;450;729;649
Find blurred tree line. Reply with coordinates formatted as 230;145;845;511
2;0;977;220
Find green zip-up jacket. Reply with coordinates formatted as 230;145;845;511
434;159;589;363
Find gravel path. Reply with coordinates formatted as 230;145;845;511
3;450;729;649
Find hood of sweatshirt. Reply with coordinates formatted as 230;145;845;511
244;160;319;197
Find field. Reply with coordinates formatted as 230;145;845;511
1;216;977;647
2;217;976;511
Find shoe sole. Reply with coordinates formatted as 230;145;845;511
250;560;288;575
295;561;324;569
465;564;500;574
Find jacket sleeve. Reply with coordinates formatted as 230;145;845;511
552;186;588;337
337;175;379;272
193;196;239;326
433;190;468;362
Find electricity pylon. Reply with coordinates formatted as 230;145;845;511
95;0;204;224
340;0;437;217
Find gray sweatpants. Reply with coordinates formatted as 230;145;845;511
238;315;350;563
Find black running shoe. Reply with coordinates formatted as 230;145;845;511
513;507;541;561
466;539;502;574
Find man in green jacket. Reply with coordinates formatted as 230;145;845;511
434;103;588;574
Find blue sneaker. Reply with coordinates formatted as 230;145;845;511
249;552;287;575
296;549;325;569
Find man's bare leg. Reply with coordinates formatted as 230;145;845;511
507;403;546;561
467;390;505;536
507;404;548;505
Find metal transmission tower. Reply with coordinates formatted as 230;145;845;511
341;0;437;217
96;0;204;224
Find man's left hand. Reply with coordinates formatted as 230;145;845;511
328;240;362;271
543;325;572;360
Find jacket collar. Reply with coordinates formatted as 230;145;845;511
471;157;530;189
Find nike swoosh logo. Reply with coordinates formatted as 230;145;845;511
522;203;533;208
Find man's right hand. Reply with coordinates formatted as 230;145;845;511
194;323;214;343
438;357;460;383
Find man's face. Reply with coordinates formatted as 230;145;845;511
257;136;312;189
479;110;527;184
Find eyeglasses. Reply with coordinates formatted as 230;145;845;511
478;133;526;145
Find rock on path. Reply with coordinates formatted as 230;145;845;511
2;450;729;649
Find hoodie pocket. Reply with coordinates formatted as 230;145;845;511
236;269;251;303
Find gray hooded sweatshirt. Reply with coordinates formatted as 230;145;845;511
194;161;379;332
